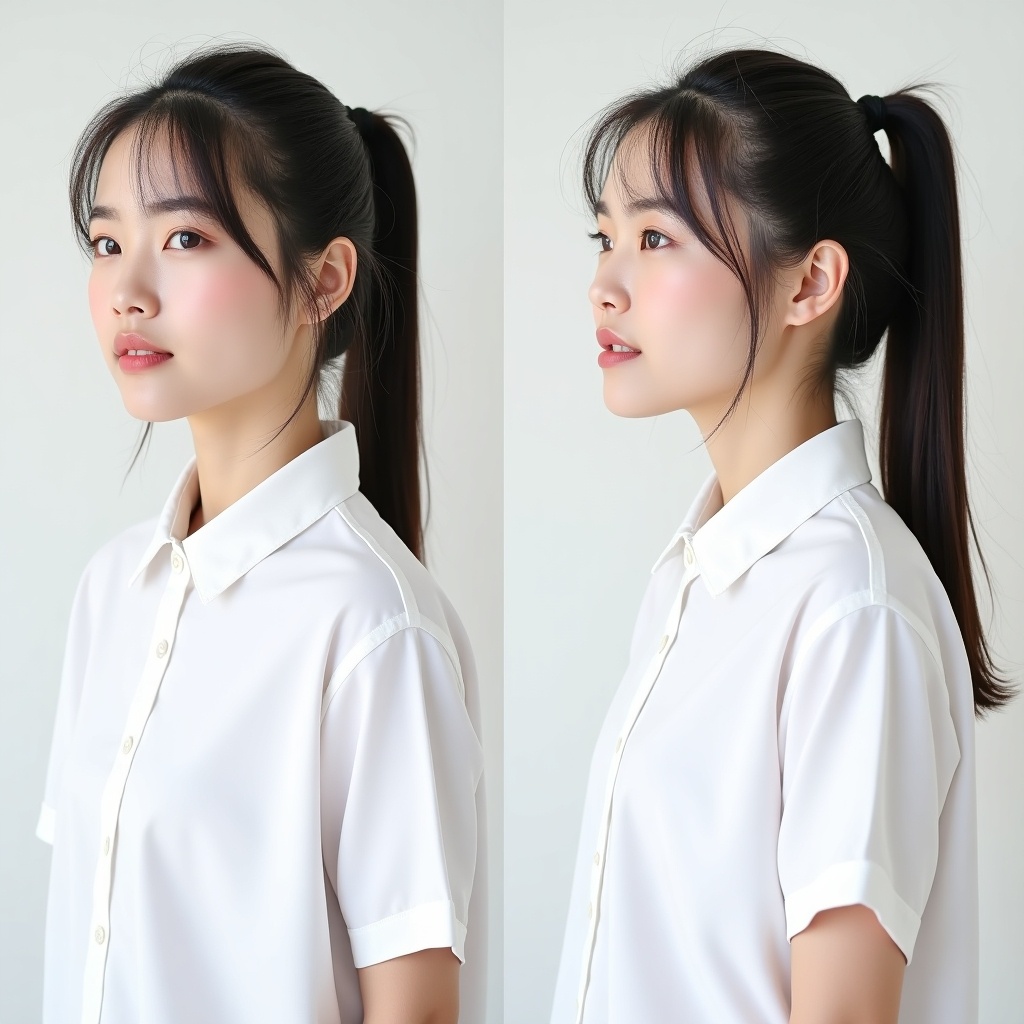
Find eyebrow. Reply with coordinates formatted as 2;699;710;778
593;196;679;219
88;195;221;223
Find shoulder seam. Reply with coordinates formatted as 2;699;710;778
334;503;420;619
321;615;466;722
789;594;944;690
837;490;886;599
778;596;945;727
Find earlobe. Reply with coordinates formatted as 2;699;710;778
786;239;848;327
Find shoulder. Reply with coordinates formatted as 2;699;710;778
302;490;470;665
776;482;949;643
310;492;477;714
774;483;974;717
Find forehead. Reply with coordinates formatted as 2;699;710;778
598;121;713;219
598;120;750;255
599;127;660;211
93;123;203;208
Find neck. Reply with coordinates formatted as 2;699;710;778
184;392;324;536
695;389;838;508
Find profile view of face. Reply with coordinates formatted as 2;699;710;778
588;129;756;423
87;126;302;426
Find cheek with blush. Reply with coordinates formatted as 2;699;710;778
170;263;284;363
653;262;747;366
170;261;275;327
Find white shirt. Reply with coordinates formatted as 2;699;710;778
35;418;487;1024
551;417;977;1024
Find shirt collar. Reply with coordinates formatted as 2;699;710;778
651;418;873;595
127;418;361;603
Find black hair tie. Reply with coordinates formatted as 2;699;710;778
345;105;375;134
857;94;888;134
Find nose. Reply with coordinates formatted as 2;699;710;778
109;257;159;318
588;259;629;314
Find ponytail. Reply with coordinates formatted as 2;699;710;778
342;110;425;561
879;92;1015;714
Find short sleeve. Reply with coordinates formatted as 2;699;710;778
319;623;484;968
776;602;961;963
36;561;95;846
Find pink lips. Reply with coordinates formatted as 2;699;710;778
114;332;173;373
596;327;640;368
118;352;172;372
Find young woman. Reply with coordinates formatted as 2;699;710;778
34;43;486;1024
551;47;1015;1024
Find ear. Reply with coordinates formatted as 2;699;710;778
305;236;358;324
784;239;849;327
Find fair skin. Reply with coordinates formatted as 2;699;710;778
88;124;459;1024
589;130;906;1023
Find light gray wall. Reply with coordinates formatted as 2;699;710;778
504;5;1024;1023
0;2;502;1021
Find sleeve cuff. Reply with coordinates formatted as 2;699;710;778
784;858;921;964
36;803;55;845
348;898;467;968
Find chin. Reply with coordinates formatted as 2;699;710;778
116;389;190;424
601;382;674;419
121;404;181;424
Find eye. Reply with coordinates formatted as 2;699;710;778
90;236;120;258
167;230;204;251
641;229;670;250
587;230;612;252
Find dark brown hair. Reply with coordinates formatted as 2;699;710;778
70;42;425;559
583;47;1015;715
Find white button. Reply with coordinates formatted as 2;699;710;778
171;553;183;572
593;850;601;866
614;736;623;752
156;639;169;657
684;545;694;565
122;736;134;754
657;634;669;652
587;902;593;919
103;836;110;855
94;925;106;945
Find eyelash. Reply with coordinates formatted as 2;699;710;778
587;228;672;252
88;229;207;258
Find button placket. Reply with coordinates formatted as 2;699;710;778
574;554;698;1023
80;547;191;1024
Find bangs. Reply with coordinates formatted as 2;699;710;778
582;89;757;284
70;91;284;294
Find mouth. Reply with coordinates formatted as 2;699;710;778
596;327;640;354
114;332;172;357
596;327;641;368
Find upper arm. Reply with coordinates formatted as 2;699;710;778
358;946;460;1024
790;904;906;1023
777;602;960;993
320;623;484;969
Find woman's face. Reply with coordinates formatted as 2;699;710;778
588;132;757;425
87;125;306;426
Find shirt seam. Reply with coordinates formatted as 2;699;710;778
838;490;886;599
778;596;946;736
783;856;922;961
320;618;466;722
335;502;419;620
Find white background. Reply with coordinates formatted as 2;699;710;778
0;2;502;1022
504;4;1023;1023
